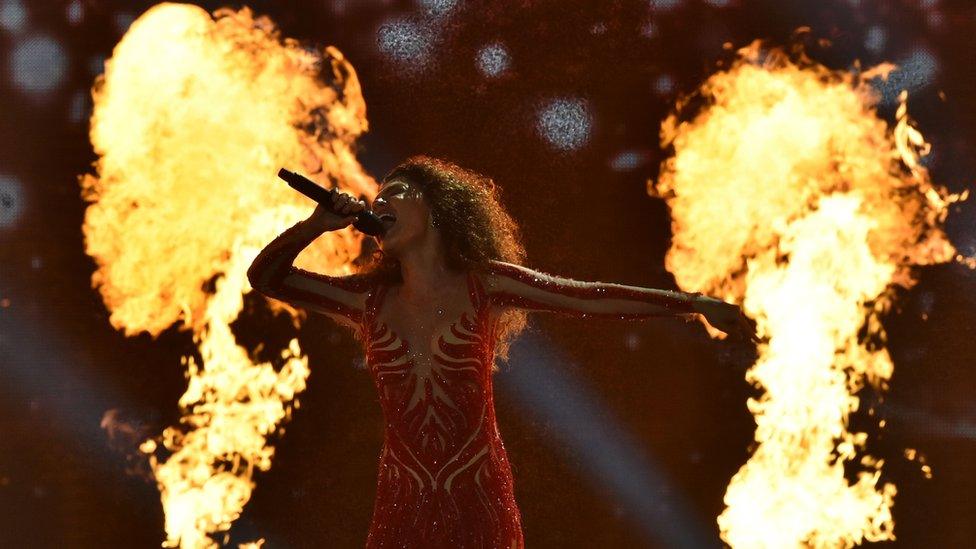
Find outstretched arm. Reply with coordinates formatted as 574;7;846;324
477;260;757;340
247;194;371;334
478;260;699;319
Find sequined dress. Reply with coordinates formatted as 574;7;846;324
361;271;523;548
246;222;699;549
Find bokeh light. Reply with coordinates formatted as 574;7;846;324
476;42;510;78
376;16;437;73
650;0;683;12
65;0;83;26
610;149;651;172
874;46;939;105
418;0;458;18
0;0;27;34
0;175;25;229
864;25;886;54
653;73;675;95
9;34;68;95
536;97;593;152
69;90;90;125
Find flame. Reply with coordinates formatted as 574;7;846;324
80;4;376;547
651;41;963;547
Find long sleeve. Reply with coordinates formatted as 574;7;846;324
247;219;371;333
477;259;700;320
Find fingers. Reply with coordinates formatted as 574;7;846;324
723;304;758;344
331;191;366;215
715;308;759;344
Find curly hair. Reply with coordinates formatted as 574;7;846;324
356;155;528;367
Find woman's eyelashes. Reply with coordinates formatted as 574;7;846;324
378;187;405;201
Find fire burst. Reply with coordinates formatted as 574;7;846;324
80;4;376;547
652;41;965;548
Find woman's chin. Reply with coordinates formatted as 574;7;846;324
378;238;398;255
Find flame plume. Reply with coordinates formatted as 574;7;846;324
651;42;964;548
80;4;377;547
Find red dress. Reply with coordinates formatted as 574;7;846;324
247;225;699;549
358;264;698;548
362;271;523;549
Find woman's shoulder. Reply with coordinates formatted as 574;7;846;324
467;258;515;279
467;260;526;302
465;261;495;291
468;259;532;291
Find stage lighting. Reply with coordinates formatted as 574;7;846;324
0;0;26;34
376;16;436;73
874;46;939;105
476;42;510;78
610;149;650;172
69;90;91;124
650;0;683;12
66;0;83;26
418;0;458;18
0;174;25;229
10;34;68;95
653;73;675;95
864;25;886;54
536;97;593;152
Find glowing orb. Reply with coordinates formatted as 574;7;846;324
10;34;67;95
0;175;25;229
536;97;593;152
476;42;510;78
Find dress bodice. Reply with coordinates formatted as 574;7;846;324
360;271;524;549
363;271;496;468
249;226;701;548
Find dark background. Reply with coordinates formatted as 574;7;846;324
1;0;975;547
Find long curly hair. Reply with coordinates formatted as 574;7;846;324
355;155;528;366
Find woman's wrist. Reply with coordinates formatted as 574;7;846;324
297;215;339;236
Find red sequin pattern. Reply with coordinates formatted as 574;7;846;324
363;271;524;549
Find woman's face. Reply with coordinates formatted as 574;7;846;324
371;178;432;256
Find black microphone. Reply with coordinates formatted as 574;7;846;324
277;168;386;237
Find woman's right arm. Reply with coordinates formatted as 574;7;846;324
246;192;371;334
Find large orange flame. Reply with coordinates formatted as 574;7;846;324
79;4;376;547
651;41;964;547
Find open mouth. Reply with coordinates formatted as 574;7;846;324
378;213;397;234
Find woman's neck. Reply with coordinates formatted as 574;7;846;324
395;234;458;304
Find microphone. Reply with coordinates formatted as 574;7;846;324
277;168;386;237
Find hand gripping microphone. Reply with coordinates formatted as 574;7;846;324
277;168;386;237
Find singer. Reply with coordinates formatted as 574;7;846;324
247;155;754;549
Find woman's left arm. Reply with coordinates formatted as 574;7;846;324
477;260;757;340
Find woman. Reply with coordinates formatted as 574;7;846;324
247;156;754;549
